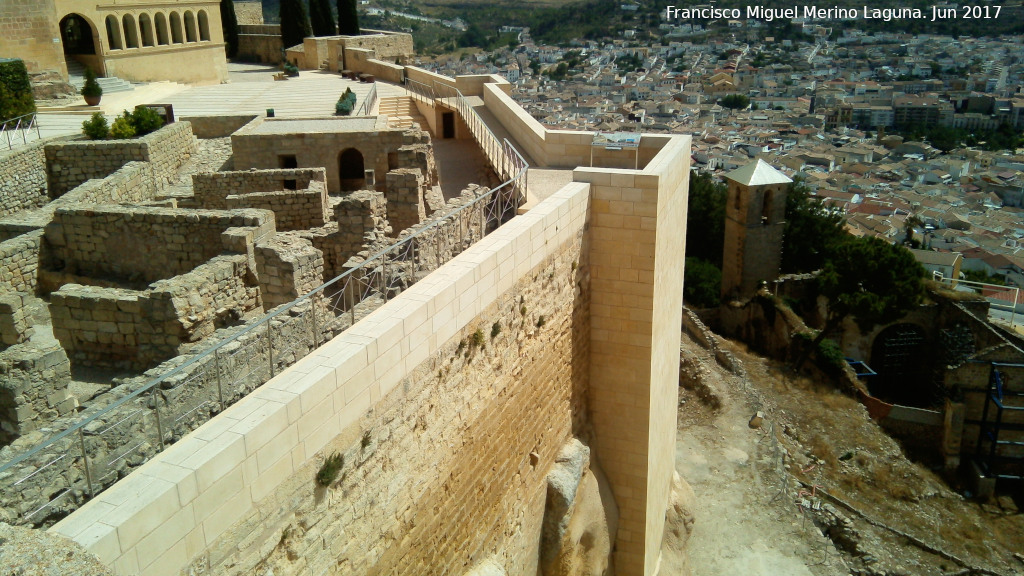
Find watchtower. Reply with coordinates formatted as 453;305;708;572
721;159;792;298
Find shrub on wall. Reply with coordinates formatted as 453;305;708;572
109;113;138;140
81;112;110;140
0;59;37;123
130;106;165;136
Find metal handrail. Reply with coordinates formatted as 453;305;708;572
0;156;529;524
1;112;41;150
355;83;378;116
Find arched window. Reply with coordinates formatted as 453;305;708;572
155;13;169;45
197;10;210;41
105;15;123;50
139;13;154;47
169;12;183;43
761;189;773;224
183;11;196;42
122;15;139;48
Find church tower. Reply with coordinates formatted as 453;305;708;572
720;159;792;299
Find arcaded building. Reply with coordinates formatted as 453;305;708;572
0;0;228;84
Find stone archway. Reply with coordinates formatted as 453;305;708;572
339;148;366;191
869;323;933;406
59;14;99;55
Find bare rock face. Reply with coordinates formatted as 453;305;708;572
658;471;697;576
0;522;113;576
540;438;617;576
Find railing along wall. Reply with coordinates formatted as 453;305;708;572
0;157;528;528
355;83;378;117
403;76;529;207
1;112;41;150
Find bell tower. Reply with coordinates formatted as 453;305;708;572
720;159;792;299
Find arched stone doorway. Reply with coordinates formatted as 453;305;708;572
60;14;98;55
869;323;933;406
339;148;366;191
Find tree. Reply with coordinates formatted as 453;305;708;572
219;0;239;58
684;171;727;267
309;0;336;36
684;258;722;308
337;0;360;35
800;236;925;367
720;94;750;110
280;0;312;50
781;178;846;274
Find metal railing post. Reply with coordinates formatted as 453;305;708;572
347;279;356;325
267;321;275;378
78;428;94;498
311;292;320;348
152;389;166;450
382;250;389;303
215;348;225;411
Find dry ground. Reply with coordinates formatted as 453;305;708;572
676;325;1024;576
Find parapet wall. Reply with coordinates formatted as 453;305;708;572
44;122;197;198
0;141;48;218
51;182;593;576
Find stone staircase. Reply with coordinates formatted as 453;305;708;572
66;59;134;94
378;96;428;130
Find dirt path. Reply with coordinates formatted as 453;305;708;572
675;324;850;576
673;312;1024;576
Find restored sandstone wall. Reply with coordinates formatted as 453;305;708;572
0;142;49;218
233;1;264;25
193;168;330;230
51;182;593;576
0;0;65;76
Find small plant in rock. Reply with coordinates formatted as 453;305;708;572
470;328;485;349
316;452;344;486
491;321;501;339
361;430;371;450
536;315;546;328
81;112;109;140
109;112;137;139
520;305;527;316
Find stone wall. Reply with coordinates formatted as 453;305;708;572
43;206;274;287
0;230;42;294
0;340;73;446
230;118;430;193
255;235;325;309
0;0;65;76
63;161;157;205
0;142;48;218
193;168;330;230
0;291;33;348
44;122;197;198
237;25;283;64
50;182;593;576
384;168;426;234
50;254;261;371
330;190;389;271
180;115;259;139
233;1;264;25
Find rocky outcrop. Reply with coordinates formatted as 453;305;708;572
0;522;113;575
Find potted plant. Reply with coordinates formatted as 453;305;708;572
81;68;102;106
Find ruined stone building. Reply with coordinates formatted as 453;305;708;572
0;43;694;576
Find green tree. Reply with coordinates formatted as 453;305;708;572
801;236;925;366
219;0;239;58
684;171;727;267
720;94;750;110
280;0;312;49
337;0;360;35
684;258;722;308
0;59;36;122
781;179;846;274
310;0;335;36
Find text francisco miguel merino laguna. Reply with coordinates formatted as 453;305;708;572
665;4;1003;21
